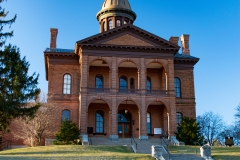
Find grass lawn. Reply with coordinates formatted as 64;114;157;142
169;145;240;160
0;145;154;160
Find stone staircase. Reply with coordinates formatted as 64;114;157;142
89;137;204;160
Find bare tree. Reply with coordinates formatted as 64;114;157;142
219;125;240;146
235;104;240;123
234;104;240;145
13;93;58;147
197;111;224;145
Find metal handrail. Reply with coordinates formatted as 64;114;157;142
88;88;111;93
118;89;140;94
194;142;201;155
161;138;171;160
170;137;178;146
86;87;170;96
131;136;137;152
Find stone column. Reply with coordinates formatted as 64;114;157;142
109;57;118;140
139;104;148;140
167;113;170;137
165;73;168;90
167;59;177;137
140;58;146;91
79;55;88;135
137;70;140;89
113;16;116;29
111;57;117;90
139;58;148;140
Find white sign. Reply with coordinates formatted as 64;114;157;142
154;128;162;135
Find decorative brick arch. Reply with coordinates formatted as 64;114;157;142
87;96;111;110
88;56;112;69
145;98;169;113
116;97;140;111
145;59;168;73
117;58;140;71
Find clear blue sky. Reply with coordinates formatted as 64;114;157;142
2;0;240;125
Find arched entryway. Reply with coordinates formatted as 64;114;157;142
118;110;131;138
89;59;110;90
118;60;139;92
146;62;167;91
147;101;168;138
117;100;139;138
88;99;110;136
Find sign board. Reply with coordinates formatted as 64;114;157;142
154;128;162;135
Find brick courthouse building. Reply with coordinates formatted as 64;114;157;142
44;0;199;141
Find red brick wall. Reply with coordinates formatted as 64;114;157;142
89;66;110;88
175;69;196;119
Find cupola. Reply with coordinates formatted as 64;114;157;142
96;0;137;32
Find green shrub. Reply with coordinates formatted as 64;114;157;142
176;117;204;145
54;119;80;145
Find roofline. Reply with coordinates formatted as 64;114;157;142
75;24;180;54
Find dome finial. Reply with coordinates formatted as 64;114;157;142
96;0;136;33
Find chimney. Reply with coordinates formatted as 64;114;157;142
169;36;179;46
50;28;58;49
180;34;190;55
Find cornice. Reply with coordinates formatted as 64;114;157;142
96;8;136;21
76;24;180;55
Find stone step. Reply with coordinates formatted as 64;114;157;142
90;138;204;159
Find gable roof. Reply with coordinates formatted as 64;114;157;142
75;24;180;55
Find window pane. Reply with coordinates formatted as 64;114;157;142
116;20;121;27
96;111;104;133
119;76;127;92
62;110;70;121
147;77;151;90
109;20;113;29
147;112;151;134
63;74;71;94
176;112;182;124
96;75;103;89
174;78;181;98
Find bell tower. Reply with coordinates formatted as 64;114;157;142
96;0;137;33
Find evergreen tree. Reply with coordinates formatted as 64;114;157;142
0;0;17;47
176;117;204;145
0;45;40;147
55;119;80;145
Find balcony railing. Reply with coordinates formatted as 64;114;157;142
87;88;169;96
146;89;168;96
118;89;140;94
87;88;110;94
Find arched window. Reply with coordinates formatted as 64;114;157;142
62;110;70;121
96;110;104;133
95;75;103;88
119;76;127;92
63;74;71;94
176;112;183;126
116;20;121;27
103;21;106;31
124;20;128;24
174;78;181;98
147;76;151;94
147;112;151;134
109;20;113;29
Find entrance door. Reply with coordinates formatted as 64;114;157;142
118;123;131;138
118;110;131;138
